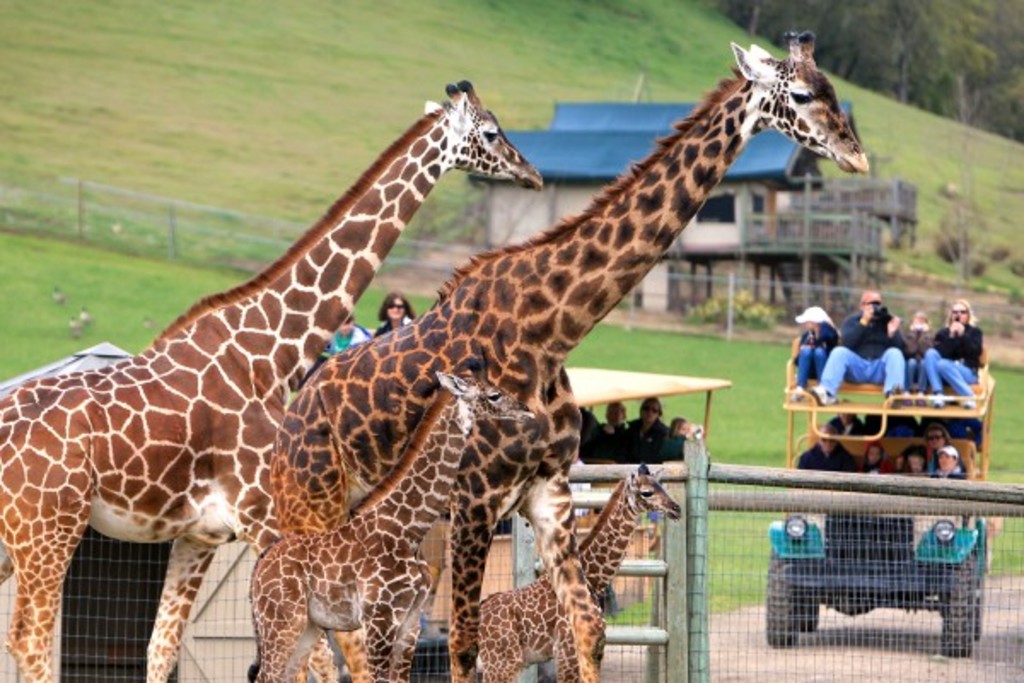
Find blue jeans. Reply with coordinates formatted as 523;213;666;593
819;346;906;396
905;358;927;392
796;346;828;388
923;348;977;396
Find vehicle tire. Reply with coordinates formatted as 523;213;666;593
766;557;798;648
941;557;977;658
793;595;820;633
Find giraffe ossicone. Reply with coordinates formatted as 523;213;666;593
270;31;866;683
0;79;539;683
248;373;531;683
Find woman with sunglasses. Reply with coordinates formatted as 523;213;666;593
923;299;984;409
374;291;416;338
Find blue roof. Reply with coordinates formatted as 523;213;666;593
502;101;854;185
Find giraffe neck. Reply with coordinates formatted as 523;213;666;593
578;478;642;592
442;77;754;378
153;109;455;391
352;390;465;548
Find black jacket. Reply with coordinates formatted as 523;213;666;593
932;325;984;371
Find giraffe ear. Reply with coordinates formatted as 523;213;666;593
436;371;468;397
424;100;444;116
731;42;778;85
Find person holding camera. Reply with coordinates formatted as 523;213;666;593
810;290;906;406
923;298;984;409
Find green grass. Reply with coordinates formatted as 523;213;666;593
2;1;1023;288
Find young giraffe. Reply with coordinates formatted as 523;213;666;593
476;463;682;683
248;372;533;683
0;81;540;683
270;32;868;683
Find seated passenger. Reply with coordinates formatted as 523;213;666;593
791;306;838;402
810;290;906;406
922;422;954;474
828;412;866;436
903;310;933;399
923;299;983;410
659;416;692;462
621;397;669;464
582;402;628;462
931;444;967;480
861;440;895;474
899;445;928;475
797;423;856;472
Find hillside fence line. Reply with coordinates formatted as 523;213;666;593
2;176;1023;345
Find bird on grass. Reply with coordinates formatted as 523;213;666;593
79;307;93;327
69;318;83;339
52;286;66;305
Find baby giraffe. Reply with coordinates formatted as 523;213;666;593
249;372;532;683
477;463;682;683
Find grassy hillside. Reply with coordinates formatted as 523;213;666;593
3;0;1023;288
3;231;1023;482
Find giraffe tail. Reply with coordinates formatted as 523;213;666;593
246;658;260;682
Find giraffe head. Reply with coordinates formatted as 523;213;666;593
436;371;535;434
428;80;543;190
628;464;681;520
731;31;869;174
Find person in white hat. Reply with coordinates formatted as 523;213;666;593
791;305;838;402
931;444;966;479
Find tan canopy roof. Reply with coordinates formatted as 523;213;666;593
566;367;731;408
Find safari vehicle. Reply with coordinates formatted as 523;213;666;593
766;342;996;657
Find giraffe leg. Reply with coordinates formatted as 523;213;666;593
447;502;498;683
523;474;604;683
332;629;372;683
4;512;90;682
0;542;13;584
554;608;584;683
389;583;429;682
145;536;218;683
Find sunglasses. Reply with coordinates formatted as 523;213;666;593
926;434;944;441
388;303;406;309
862;300;881;306
951;309;968;314
642;406;660;413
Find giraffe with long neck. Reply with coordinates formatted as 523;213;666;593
0;81;540;683
248;372;532;683
477;464;682;683
270;32;868;683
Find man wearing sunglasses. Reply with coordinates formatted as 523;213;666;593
810;290;906;406
923;299;984;409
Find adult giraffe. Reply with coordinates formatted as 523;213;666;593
0;81;540;683
271;32;868;683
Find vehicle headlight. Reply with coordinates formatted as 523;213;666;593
933;519;957;544
784;515;808;540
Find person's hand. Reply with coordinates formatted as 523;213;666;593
950;321;965;336
602;424;616;434
887;315;902;337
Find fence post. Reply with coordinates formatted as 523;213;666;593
76;178;84;239
726;273;734;342
685;439;710;683
511;513;538;683
168;203;178;260
665;479;688;682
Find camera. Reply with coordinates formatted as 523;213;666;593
871;302;892;324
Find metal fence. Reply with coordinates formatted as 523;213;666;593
1;443;1022;682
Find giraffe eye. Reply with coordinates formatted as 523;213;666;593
482;130;498;144
640;489;654;498
487;391;502;402
791;91;813;105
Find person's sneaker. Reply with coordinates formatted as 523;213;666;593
963;399;977;410
929;394;946;409
790;389;805;403
809;385;837;406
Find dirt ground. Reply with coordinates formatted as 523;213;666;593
591;576;1024;683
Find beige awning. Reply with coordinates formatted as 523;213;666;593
566;367;731;407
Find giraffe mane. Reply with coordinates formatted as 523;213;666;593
351;388;454;515
151;109;446;347
577;476;628;555
437;71;745;303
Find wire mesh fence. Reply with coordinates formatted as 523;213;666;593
1;464;1021;682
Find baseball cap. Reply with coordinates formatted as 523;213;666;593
795;306;832;325
937;445;959;460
